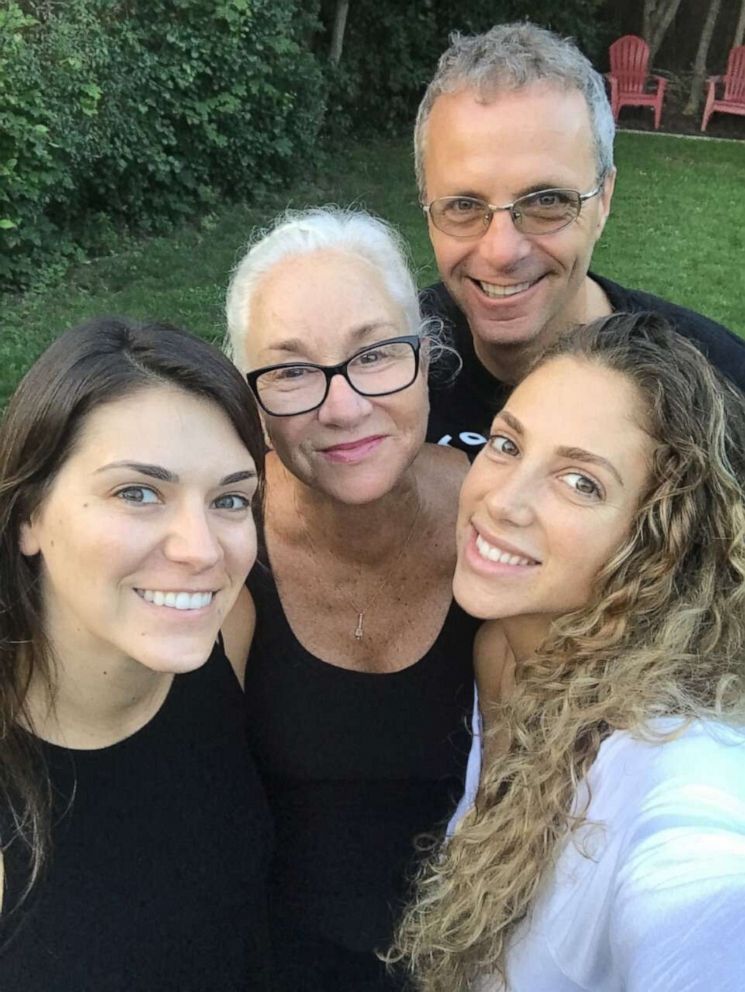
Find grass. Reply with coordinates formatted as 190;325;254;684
1;130;743;405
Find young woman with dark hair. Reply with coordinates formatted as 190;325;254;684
0;317;272;991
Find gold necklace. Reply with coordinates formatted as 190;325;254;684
294;487;422;641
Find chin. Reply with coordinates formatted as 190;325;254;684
452;574;503;621
135;640;217;674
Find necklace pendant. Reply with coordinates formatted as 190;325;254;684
354;612;365;640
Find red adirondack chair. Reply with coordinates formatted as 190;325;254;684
701;46;745;131
606;35;667;130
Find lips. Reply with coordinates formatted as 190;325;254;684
319;435;386;464
472;275;544;301
465;524;541;571
474;533;538;566
135;589;215;611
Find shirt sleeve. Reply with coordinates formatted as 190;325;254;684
608;744;745;991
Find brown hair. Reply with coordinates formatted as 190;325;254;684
0;316;264;903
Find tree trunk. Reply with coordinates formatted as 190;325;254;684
734;0;745;48
330;0;350;65
684;0;723;115
642;0;684;64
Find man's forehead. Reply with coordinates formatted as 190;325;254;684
430;80;591;129
422;83;597;186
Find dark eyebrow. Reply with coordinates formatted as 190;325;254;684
449;184;575;203
96;462;257;486
495;410;524;435
96;461;177;482
515;182;575;198
220;470;258;486
267;321;400;357
556;447;624;487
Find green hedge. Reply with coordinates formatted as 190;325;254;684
318;0;611;139
0;0;326;291
1;0;611;292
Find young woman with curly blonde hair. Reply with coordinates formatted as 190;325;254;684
390;311;745;992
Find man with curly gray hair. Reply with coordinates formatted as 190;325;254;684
417;22;745;453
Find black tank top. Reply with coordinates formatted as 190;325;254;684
245;561;476;956
1;644;273;992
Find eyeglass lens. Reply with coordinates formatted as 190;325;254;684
431;189;582;237
254;339;418;416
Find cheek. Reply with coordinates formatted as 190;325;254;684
551;511;630;588
233;520;258;573
265;413;315;453
458;461;488;513
431;230;467;272
396;384;429;432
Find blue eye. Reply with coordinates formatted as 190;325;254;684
560;472;603;500
488;434;519;456
213;493;251;511
116;485;160;504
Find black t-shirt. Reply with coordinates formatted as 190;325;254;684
423;276;745;456
245;559;477;990
0;646;273;992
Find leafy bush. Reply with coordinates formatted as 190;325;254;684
318;0;611;139
1;0;611;291
0;0;326;291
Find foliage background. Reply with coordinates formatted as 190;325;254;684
1;0;614;291
1;0;325;290
318;0;609;139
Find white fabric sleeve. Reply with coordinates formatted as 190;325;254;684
608;746;745;991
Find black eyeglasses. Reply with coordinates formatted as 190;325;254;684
246;335;422;417
423;177;606;239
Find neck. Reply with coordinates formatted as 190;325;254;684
25;644;172;749
472;274;613;384
500;615;553;668
473;336;547;385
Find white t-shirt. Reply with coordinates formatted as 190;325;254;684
451;709;745;991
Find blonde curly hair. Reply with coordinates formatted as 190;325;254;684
388;313;745;991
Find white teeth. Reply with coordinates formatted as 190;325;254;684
139;590;213;610
479;280;533;299
475;533;535;566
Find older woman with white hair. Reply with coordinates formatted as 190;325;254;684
226;208;478;991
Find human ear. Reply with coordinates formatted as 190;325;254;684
258;410;274;452
595;167;617;237
19;518;41;557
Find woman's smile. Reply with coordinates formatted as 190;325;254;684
454;356;653;632
134;588;216;611
318;434;387;463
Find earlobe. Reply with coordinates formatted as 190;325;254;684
258;412;274;452
19;520;41;557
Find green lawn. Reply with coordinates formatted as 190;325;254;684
1;131;743;405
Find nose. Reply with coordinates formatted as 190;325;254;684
476;208;533;272
483;464;537;528
164;501;223;569
317;372;373;427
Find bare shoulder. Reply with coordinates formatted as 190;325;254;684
417;443;470;505
220;585;255;686
420;441;470;476
474;621;514;711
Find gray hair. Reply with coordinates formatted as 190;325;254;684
225;206;424;368
414;21;615;198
